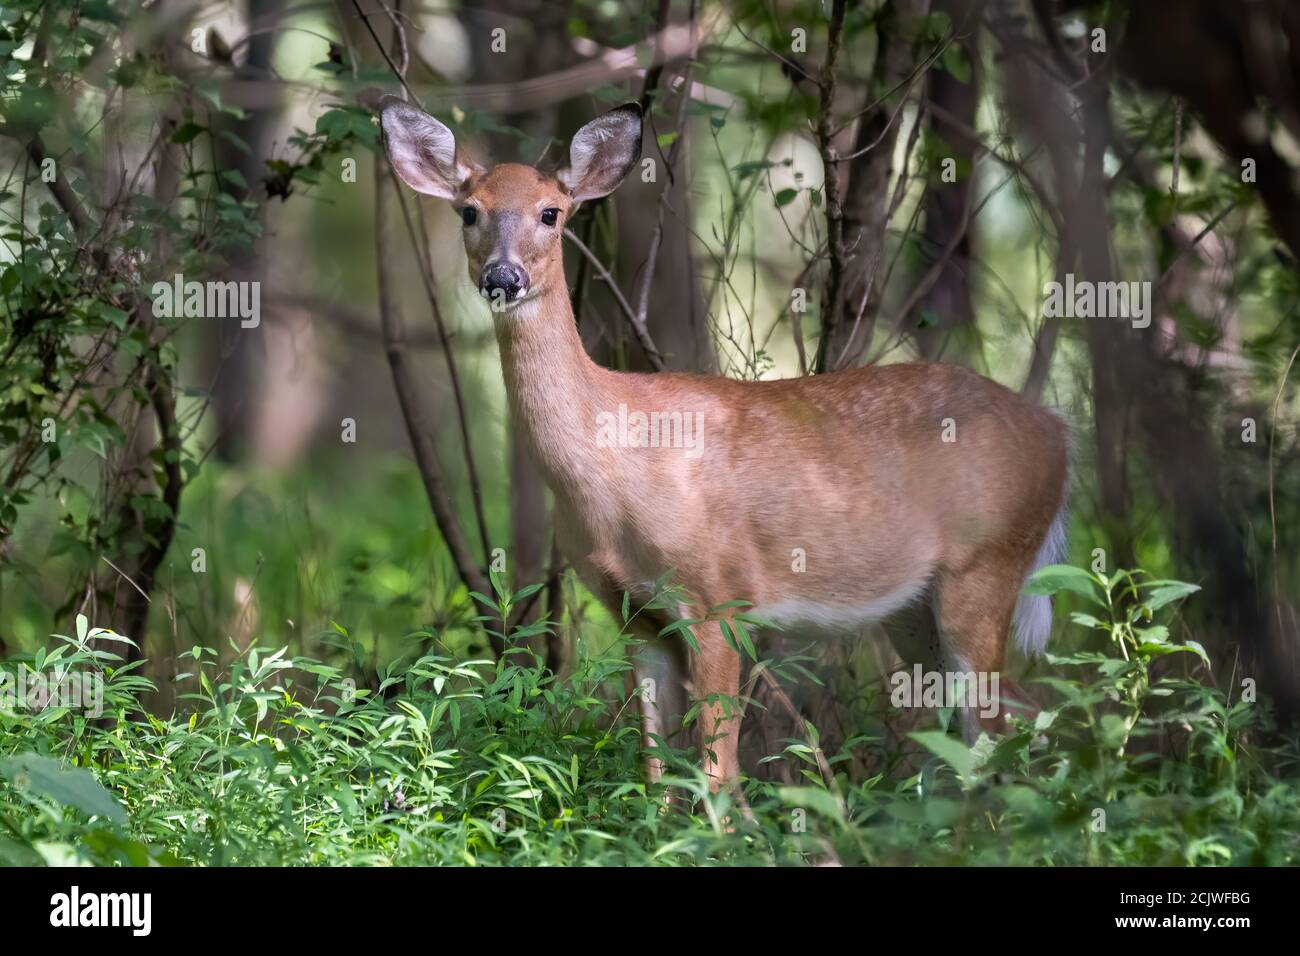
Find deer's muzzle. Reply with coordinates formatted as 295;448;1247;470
480;262;528;303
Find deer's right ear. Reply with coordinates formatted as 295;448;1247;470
379;96;481;199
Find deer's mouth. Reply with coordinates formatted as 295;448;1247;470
478;284;541;313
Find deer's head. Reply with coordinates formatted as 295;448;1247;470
379;97;643;311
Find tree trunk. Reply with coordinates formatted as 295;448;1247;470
915;0;980;360
830;0;932;370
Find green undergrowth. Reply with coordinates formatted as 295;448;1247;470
2;566;1298;866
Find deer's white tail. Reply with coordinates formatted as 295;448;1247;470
1013;498;1070;657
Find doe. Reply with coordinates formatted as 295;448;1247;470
379;98;1070;788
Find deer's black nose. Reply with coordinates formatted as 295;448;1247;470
480;262;526;302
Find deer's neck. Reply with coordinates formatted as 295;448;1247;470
495;280;612;502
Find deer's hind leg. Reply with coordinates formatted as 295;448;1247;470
618;610;691;785
932;553;1040;743
584;567;692;785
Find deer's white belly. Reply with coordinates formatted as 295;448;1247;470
756;578;929;634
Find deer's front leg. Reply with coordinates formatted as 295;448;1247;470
690;620;742;789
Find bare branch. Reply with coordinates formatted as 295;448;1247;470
811;0;848;376
563;227;666;371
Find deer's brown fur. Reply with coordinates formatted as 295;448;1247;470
380;98;1070;788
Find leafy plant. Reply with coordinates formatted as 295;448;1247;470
1;566;1297;866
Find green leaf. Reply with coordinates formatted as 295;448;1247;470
777;786;845;824
512;582;543;604
939;44;971;84
218;168;249;190
1181;639;1211;667
1136;638;1210;667
1024;564;1102;603
314;107;379;147
909;730;975;779
170;122;205;144
1098;713;1129;749
0;754;127;826
720;619;757;661
1142;581;1200;613
731;159;775;178
657;617;700;652
709;599;754;613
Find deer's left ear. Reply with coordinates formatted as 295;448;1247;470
557;103;643;202
379;96;482;199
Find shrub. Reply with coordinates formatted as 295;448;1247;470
1;567;1297;866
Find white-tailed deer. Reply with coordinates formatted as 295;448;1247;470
380;97;1070;789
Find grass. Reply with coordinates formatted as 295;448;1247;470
2;563;1299;867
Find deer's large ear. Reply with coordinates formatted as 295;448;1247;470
379;96;481;199
557;103;643;202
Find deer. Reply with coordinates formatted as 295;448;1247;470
378;96;1071;791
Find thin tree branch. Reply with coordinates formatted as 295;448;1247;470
364;0;498;651
812;0;848;375
564;227;666;370
375;154;496;650
358;0;494;569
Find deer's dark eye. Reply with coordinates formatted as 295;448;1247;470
460;207;478;227
540;208;559;227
